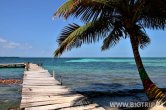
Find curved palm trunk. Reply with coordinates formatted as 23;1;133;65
130;36;166;101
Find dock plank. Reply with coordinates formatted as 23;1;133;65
20;63;105;110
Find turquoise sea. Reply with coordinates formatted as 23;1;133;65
0;57;166;109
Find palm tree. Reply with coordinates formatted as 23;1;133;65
54;0;166;101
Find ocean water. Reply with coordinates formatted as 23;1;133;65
0;68;23;109
0;57;166;109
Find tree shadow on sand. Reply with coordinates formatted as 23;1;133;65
71;83;166;110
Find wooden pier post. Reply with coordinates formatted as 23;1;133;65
25;62;30;71
53;70;55;78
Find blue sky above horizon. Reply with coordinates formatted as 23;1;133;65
0;0;166;58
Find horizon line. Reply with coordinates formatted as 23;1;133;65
0;56;166;58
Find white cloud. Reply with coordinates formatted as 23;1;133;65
4;42;20;48
0;38;7;43
0;37;32;49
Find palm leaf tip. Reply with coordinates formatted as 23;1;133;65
135;27;151;49
101;26;124;51
54;48;61;57
53;0;80;19
139;35;151;49
57;23;80;45
54;23;81;57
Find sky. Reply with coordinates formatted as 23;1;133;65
0;0;165;58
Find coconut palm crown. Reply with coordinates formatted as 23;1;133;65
54;0;166;101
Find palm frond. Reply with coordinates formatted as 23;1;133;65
54;0;119;22
55;18;113;57
137;29;151;49
143;0;166;18
54;23;81;57
101;23;124;50
133;25;151;49
140;0;166;30
140;17;166;30
57;23;80;45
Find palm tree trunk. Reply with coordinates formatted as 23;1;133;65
129;36;165;101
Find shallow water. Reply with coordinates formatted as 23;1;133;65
0;57;166;109
0;68;23;110
45;58;166;91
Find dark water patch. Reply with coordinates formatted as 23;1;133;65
73;83;166;102
0;101;20;110
0;68;23;110
0;85;21;110
74;83;143;93
0;85;21;100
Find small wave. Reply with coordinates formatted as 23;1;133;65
129;62;166;67
66;58;134;63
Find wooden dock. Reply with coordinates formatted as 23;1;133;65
0;63;25;68
20;63;105;110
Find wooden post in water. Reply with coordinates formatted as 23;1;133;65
53;70;55;78
25;62;30;71
59;75;63;86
